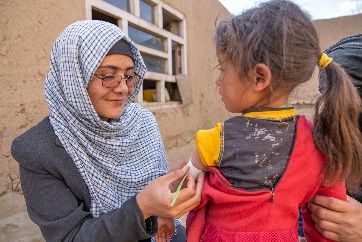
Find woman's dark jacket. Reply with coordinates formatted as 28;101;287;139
11;117;153;242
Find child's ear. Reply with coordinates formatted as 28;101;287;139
251;63;271;91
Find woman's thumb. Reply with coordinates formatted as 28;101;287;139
163;164;189;183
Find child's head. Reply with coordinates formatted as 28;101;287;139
214;0;320;112
215;0;362;189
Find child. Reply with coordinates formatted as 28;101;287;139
186;1;362;241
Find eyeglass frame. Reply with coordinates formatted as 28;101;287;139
93;72;140;88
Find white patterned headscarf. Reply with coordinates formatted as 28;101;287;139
44;20;168;217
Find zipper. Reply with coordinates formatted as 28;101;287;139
267;115;299;203
270;187;275;202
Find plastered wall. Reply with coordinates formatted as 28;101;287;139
0;0;361;239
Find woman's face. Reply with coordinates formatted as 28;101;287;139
87;54;135;120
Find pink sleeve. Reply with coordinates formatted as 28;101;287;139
302;179;346;242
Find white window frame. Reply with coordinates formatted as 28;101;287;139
85;0;187;106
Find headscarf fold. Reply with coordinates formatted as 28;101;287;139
44;20;167;217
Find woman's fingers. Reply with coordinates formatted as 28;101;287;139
308;201;343;222
314;223;341;241
173;172;204;206
170;175;196;204
169;172;204;217
312;195;349;212
311;213;340;233
162;164;189;185
310;195;362;242
137;168;203;219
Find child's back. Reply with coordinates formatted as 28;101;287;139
186;1;362;241
187;112;345;241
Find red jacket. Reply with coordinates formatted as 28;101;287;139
187;116;346;242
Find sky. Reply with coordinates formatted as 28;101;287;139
218;0;362;20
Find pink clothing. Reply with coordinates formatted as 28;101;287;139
187;116;346;242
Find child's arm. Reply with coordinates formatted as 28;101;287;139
187;150;206;178
169;150;205;207
155;217;174;242
170;124;220;205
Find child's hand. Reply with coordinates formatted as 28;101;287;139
155;217;175;242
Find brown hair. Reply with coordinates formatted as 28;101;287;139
314;61;362;189
214;0;362;189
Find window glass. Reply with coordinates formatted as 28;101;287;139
172;41;182;75
142;53;167;74
165;82;182;102
140;0;154;23
92;9;118;25
128;25;165;52
163;9;181;36
143;80;157;102
104;0;129;12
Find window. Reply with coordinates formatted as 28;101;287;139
172;41;182;75
140;0;154;23
92;8;118;25
103;0;129;12
163;8;181;36
166;82;182;102
128;25;165;52
87;0;187;106
142;79;158;102
142;53;167;74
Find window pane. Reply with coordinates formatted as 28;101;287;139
165;82;181;102
172;41;182;75
140;0;154;23
163;9;181;36
128;25;165;52
142;53;167;74
92;9;118;25
104;0;129;12
143;80;157;102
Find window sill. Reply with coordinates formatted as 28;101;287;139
140;101;183;111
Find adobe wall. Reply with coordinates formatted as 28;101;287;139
0;0;85;240
0;0;361;239
0;0;229;240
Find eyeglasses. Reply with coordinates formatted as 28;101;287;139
94;72;139;88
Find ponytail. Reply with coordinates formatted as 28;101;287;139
313;61;362;190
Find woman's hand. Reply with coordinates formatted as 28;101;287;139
136;165;204;219
308;195;362;242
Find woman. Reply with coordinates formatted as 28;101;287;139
11;20;203;242
309;34;362;242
